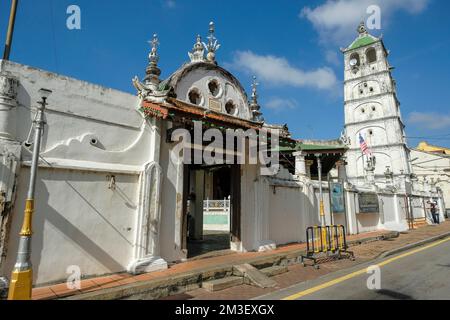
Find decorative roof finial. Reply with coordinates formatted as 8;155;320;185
149;33;160;64
251;76;259;103
144;33;161;85
249;76;263;122
357;21;368;35
188;34;205;63
203;21;220;64
133;33;171;102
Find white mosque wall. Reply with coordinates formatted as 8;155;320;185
4;167;138;285
0;60;153;285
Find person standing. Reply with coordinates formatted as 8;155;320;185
429;201;440;224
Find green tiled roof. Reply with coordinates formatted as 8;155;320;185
348;36;377;50
297;143;346;151
272;142;347;153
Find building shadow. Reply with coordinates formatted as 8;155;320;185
375;289;414;300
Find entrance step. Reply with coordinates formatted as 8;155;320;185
234;264;277;288
202;276;243;292
260;265;288;277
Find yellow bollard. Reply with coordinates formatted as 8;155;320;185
314;227;320;253
331;226;336;251
321;227;327;251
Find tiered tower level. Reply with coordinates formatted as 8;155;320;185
343;23;412;186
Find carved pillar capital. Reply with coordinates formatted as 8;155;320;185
0;73;19;140
0;73;19;101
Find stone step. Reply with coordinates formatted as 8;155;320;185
234;264;277;288
260;265;288;277
202;276;243;292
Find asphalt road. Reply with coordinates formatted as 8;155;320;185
256;237;450;300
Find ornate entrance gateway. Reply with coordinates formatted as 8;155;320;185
182;164;241;258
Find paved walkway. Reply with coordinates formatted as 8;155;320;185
31;222;450;300
167;222;450;300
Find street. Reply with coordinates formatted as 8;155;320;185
256;237;450;300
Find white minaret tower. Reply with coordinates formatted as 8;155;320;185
342;22;411;189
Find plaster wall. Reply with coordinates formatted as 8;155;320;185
4;167;138;285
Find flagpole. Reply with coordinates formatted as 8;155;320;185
3;0;19;60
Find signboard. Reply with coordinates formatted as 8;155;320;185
330;182;345;214
358;193;379;213
209;98;222;112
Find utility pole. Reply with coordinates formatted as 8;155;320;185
316;153;325;226
8;88;52;300
3;0;19;60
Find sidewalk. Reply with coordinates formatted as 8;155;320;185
31;222;450;300
174;221;450;300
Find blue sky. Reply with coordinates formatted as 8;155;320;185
1;0;450;147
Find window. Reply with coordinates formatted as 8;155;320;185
188;88;202;105
225;100;237;116
350;53;360;67
372;106;376;111
369;87;374;92
208;79;220;97
368;129;374;135
361;108;366;113
366;48;377;63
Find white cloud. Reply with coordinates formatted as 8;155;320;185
265;97;298;111
165;0;176;8
301;0;430;45
408;112;450;130
229;50;337;91
325;50;340;66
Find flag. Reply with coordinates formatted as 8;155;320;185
359;134;371;155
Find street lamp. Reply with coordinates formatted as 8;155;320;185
8;88;51;300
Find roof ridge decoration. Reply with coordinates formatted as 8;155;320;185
188;34;205;63
344;21;380;52
357;21;368;35
203;21;220;64
249;76;263;122
133;33;171;103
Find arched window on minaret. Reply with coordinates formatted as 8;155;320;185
366;47;377;64
349;52;361;67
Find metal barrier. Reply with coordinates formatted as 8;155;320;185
301;225;354;269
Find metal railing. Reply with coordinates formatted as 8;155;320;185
203;198;230;212
301;225;354;269
203;198;231;231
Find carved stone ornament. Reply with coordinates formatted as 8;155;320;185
0;74;19;100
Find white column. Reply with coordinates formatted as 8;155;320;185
0;74;19;141
345;188;357;234
0;73;20;291
253;177;276;252
293;151;307;178
438;194;446;222
127;118;167;274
